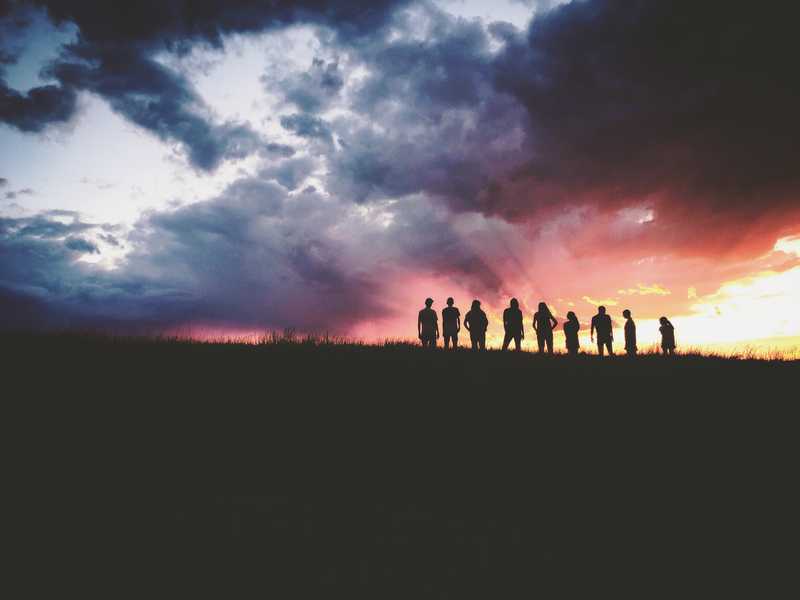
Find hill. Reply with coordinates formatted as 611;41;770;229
5;333;799;597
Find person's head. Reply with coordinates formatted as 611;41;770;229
623;309;631;319
425;297;433;307
598;305;606;315
471;299;481;310
446;297;454;306
567;311;577;322
510;298;519;309
659;316;669;326
538;301;548;313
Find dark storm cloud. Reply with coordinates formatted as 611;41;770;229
0;0;409;169
114;174;502;331
0;81;77;131
321;4;530;209
259;156;317;191
64;236;98;254
0;212;141;329
98;232;119;247
280;113;333;144
15;213;93;237
274;58;345;113
0;171;503;332
47;47;264;170
490;0;800;225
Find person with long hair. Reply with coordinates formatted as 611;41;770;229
502;298;524;351
533;301;558;354
563;311;580;356
659;317;676;355
464;299;489;351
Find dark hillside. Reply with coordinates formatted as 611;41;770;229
5;334;798;597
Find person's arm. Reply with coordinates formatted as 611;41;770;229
435;315;439;339
457;313;461;333
418;312;422;338
464;314;471;331
551;316;558;329
533;313;539;333
590;317;595;342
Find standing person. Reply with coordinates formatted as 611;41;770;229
623;309;637;356
464;299;488;351
590;306;614;356
659;317;676;355
442;297;461;349
417;298;439;348
502;298;524;351
533;302;558;354
564;311;580;356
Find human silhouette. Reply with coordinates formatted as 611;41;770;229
590;306;614;356
502;298;524;351
563;311;580;356
659;317;676;355
418;298;439;348
623;309;637;356
533;301;558;354
442;297;461;349
464;299;488;351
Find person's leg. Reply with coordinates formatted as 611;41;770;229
606;341;614;356
479;333;486;351
470;336;477;351
546;333;553;354
597;341;604;356
537;335;544;353
452;333;458;349
514;334;521;351
502;332;511;351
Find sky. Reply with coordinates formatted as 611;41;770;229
1;0;799;355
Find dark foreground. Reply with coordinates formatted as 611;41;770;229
5;334;800;597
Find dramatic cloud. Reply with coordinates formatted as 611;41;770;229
1;0;410;169
2;0;799;347
0;174;503;332
490;0;800;254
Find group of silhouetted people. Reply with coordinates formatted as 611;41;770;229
418;298;677;355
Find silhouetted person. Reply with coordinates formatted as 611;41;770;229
442;297;461;349
659;317;676;355
533;301;558;354
623;309;637;356
564;311;580;356
418;298;439;348
502;298;524;351
590;306;614;356
464;299;488;351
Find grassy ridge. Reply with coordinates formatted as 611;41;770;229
5;332;799;596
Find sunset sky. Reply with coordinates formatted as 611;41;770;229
2;0;799;355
